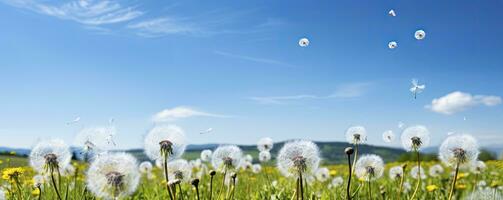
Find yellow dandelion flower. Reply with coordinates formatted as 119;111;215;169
32;189;40;196
455;184;466;189
456;173;467;179
2;167;25;181
329;170;337;176
491;181;499;188
426;185;438;192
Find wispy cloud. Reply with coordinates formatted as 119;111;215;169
250;82;373;105
3;0;143;25
214;50;296;68
127;17;200;37
426;91;501;115
152;106;231;122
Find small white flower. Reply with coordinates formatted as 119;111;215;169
428;164;444;177
277;140;320;178
86;152;140;200
257;137;274;152
259;151;271;162
382;130;395;143
315;168;330;182
345;126;367;145
400;125;430;151
252;164;262;174
355;154;384;181
410;166;427;179
200;149;213;162
30;139;72;174
211;145;243;172
439;134;479;167
144;125;186;162
388;166;403;180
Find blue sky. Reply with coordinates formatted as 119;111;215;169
0;0;502;149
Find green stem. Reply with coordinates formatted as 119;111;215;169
50;168;63;200
448;161;460;200
209;175;214;200
409;151;421;200
164;157;174;200
299;171;304;200
346;153;352;200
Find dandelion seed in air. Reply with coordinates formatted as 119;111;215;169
388;9;396;17
410;79;425;99
415;30;426;40
299;38;310;47
382;130;395;143
388;41;398;49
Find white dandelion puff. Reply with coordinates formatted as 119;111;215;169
257;137;274;152
415;30;426;40
477;180;487;187
388;166;404;180
243;154;253;163
382;130;395;143
429;164;444;177
299;38;309;47
33;175;45;188
144;125;187;162
167;159;192;183
410;79;426;99
259;151;272;163
345;126;367;145
410;166;427;179
315;167;330;182
277;140;320;178
240;161;253;171
139;162;153;174
252;164;262;174
439;134;479;167
190;159;202;169
470;160;486;174
331;176;344;187
200;149;213;162
388;41;398;49
403;182;411;192
86;153;140;200
355;154;384;182
211;145;243;172
400;125;430;151
30;139;72;174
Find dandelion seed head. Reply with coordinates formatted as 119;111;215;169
139;162;153;174
211;145;243;172
401;125;430;151
168;159;192;183
259;151;272;162
410;166;427;179
240;161;253;171
315;167;330;182
403;181;411;192
74;126;116;158
382;130;395;143
388;41;398;49
388;166;403;180
331;176;344;187
30;139;72;174
144;125;186;162
428;164;444;177
86;152;140;199
257;137;274;152
33;175;45;188
439;134;479;167
299;38;309;47
415;30;426;40
277;140;320;178
200;149;213;162
189;159;202;169
470;160;486;174
345;126;367;145
355;154;384;182
243;154;253;163
252;164;262;174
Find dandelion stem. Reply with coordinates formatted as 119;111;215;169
346;152;352;200
209;175;214;200
367;180;372;199
398;170;405;200
163;157;174;200
471;173;478;197
296;177;300;200
351;144;359;175
178;183;184;200
409;151;421;200
50;168;63;200
299;170;305;200
38;186;42;200
448;161;460;200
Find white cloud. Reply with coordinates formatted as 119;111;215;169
426;91;502;115
3;0;143;25
127;17;199;37
152;106;230;122
214;51;296;68
250;82;372;105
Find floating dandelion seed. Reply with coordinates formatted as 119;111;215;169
345;126;367;145
410;166;427;179
86;153;140;200
66;117;80;125
470;160;486;174
388;41;398;49
382;130;395;143
30;139;72;174
252;164;262;174
355;154;384;181
410;79;426;99
315;168;330;182
389;166;404;180
259;151;272;162
200;149;213;162
388;9;396;17
299;38;310;47
429;164;444;177
415;30;426;40
401;125;430;152
144;125;186;162
211;145;243;172
439;134;479;168
277;140;320;178
167;159;192;183
200;128;213;134
257;137;274;152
